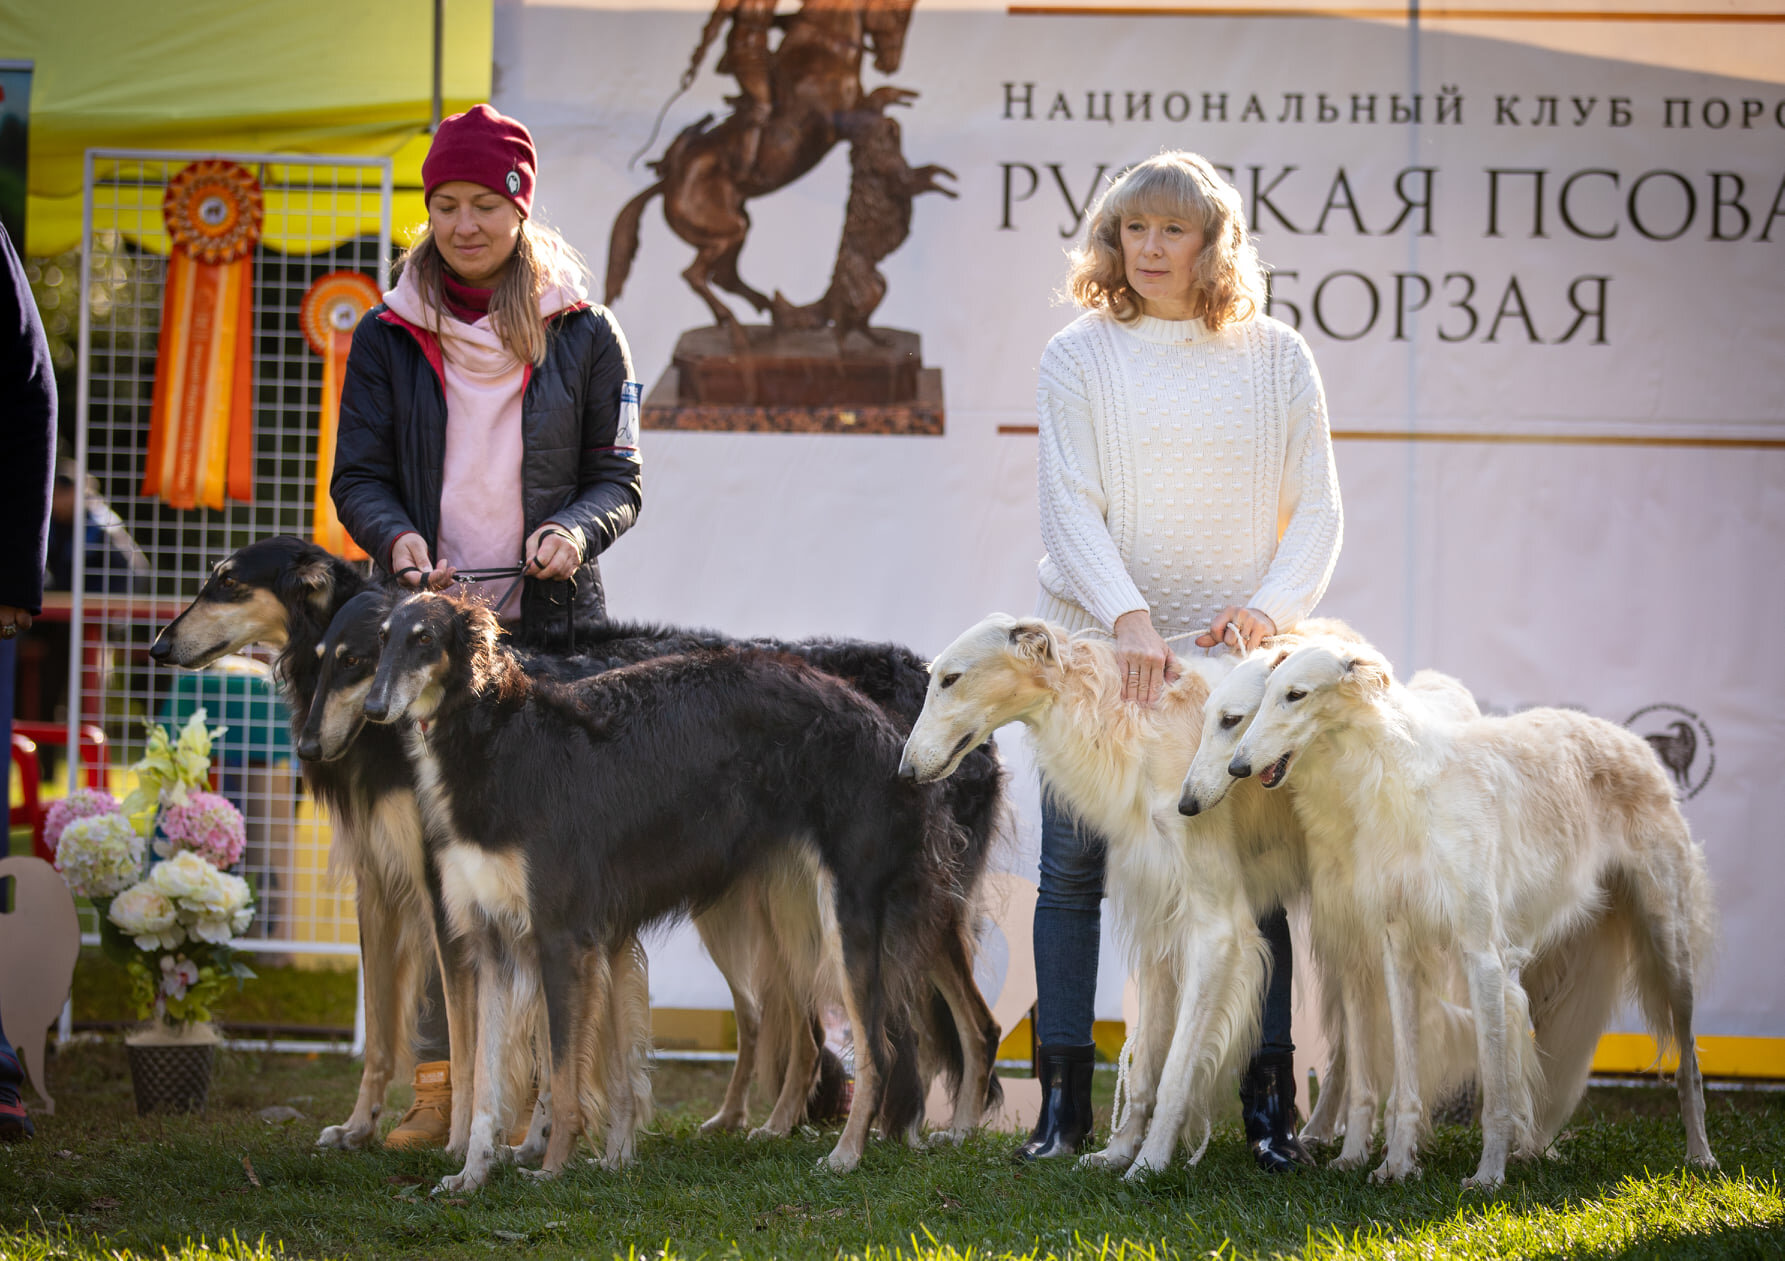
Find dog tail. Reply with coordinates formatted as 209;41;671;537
874;1016;928;1145
605;181;662;305
1525;911;1629;1150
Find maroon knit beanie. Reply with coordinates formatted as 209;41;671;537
422;104;537;217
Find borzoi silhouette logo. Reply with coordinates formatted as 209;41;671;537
1625;703;1714;801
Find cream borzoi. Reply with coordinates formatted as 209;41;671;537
1230;641;1718;1187
1179;644;1483;1166
902;614;1301;1178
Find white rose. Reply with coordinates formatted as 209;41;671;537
109;881;184;951
188;914;236;945
150;850;218;905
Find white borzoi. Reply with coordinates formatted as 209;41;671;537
1179;644;1483;1167
1230;641;1718;1187
902;614;1298;1177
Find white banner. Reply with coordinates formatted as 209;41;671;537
495;1;1785;1054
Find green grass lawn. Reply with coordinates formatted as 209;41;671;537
1;1043;1779;1260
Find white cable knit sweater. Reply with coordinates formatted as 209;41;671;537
1034;308;1343;637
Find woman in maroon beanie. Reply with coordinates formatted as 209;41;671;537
330;104;642;1148
333;103;642;629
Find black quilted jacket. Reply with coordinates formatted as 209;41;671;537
331;301;642;629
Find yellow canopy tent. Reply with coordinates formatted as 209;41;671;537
0;0;492;257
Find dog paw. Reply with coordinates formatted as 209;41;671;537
1328;1150;1370;1173
1461;1168;1506;1191
1370;1157;1421;1184
820;1146;861;1174
314;1122;372;1150
926;1129;967;1149
1078;1148;1133;1173
1687;1152;1720;1172
698;1112;746;1136
508;1139;546;1166
517;1166;560;1183
1122;1154;1168;1182
435;1170;484;1196
593;1146;634;1172
747;1123;791;1143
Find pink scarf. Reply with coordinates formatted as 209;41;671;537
383;264;587;617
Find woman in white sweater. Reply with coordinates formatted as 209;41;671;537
1020;151;1343;1169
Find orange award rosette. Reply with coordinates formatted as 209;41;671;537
144;161;263;510
300;271;381;560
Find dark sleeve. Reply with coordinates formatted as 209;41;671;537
547;307;643;558
331;316;423;569
0;226;57;614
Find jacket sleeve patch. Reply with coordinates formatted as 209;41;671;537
615;380;642;450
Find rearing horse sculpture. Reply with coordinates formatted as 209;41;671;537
605;0;919;337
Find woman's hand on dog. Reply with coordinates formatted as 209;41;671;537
1197;606;1276;654
1114;610;1178;707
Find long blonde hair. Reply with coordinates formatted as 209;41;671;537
1065;151;1266;331
397;218;590;365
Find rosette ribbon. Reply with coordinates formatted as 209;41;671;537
143;161;263;510
300;271;380;559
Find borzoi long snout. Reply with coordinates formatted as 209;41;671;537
898;716;979;783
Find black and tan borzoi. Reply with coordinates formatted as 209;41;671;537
152;537;1003;1163
362;589;975;1189
302;587;1003;1161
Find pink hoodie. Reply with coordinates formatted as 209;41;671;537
381;265;588;617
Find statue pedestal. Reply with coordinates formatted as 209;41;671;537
642;325;944;435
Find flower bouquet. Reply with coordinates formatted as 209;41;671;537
51;711;257;1110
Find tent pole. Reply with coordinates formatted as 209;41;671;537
430;0;444;132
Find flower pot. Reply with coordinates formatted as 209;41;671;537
125;1023;219;1115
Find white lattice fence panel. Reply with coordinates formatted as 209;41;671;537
73;150;393;974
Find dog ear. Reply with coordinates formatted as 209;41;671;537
1007;619;1059;665
283;555;335;609
1341;650;1393;695
1267;647;1293;670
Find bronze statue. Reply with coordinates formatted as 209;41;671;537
606;0;947;346
771;86;955;346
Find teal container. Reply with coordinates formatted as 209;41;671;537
158;664;292;766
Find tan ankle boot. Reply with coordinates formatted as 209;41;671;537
384;1061;452;1150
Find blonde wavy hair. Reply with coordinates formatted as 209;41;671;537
1065;151;1266;330
396;216;590;366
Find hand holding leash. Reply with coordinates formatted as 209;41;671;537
524;524;583;582
1197;606;1276;654
391;533;435;589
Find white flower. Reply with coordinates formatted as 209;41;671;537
159;954;201;999
149;850;219;904
54;814;146;898
108;882;184;951
153;852;253;944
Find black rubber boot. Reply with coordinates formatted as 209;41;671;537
1015;1043;1095;1160
1239;1051;1314;1172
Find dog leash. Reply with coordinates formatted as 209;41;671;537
447;566;580;652
1071;625;1247;652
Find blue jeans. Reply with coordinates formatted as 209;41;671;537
1034;790;1295;1057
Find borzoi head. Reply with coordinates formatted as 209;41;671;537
365;593;459;725
1178;652;1277;816
150;535;339;668
1229;643;1394;789
296;591;394;762
898;614;1063;782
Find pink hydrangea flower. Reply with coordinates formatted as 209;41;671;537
42;788;122;856
155;791;247;869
